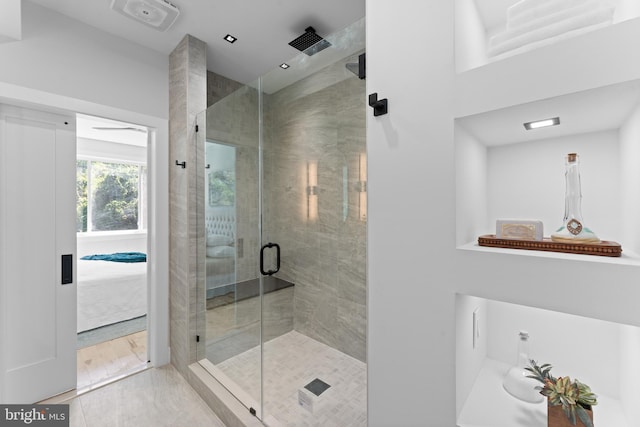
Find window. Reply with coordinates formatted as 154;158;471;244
77;159;147;233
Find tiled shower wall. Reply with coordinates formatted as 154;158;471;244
169;34;207;375
263;54;367;362
205;55;367;362
205;81;261;285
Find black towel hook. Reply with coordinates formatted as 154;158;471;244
369;93;388;117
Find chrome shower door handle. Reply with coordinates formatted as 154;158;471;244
260;242;280;276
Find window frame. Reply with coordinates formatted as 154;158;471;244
76;155;147;235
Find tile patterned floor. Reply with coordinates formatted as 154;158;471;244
68;365;226;427
216;330;367;426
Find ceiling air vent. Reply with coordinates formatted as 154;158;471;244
110;0;180;32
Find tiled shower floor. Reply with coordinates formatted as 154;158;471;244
215;330;367;426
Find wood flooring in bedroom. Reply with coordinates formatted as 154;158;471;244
77;330;148;391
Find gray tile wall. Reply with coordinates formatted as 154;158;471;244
263;53;367;362
203;58;367;365
205;83;261;285
207;71;244;108
169;34;207;375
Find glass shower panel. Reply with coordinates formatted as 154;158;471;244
198;83;262;415
259;17;367;425
197;18;367;425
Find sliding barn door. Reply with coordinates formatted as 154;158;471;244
0;104;77;403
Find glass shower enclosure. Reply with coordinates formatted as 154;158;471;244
196;18;366;425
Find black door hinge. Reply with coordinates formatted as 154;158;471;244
249;407;256;416
195;124;199;132
196;335;200;342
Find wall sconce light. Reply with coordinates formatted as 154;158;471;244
357;153;367;221
307;161;318;221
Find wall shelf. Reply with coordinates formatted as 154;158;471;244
457;358;629;427
457;241;640;267
456;79;640;262
456;296;640;427
453;3;640;426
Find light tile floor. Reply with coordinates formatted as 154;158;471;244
68;365;226;427
77;331;148;391
216;331;367;426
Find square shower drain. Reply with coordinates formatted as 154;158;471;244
304;378;331;396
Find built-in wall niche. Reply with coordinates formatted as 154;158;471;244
455;78;640;263
456;294;640;427
455;0;640;73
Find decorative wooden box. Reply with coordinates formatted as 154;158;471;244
477;235;622;257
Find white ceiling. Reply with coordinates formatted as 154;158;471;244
457;79;640;147
27;0;365;84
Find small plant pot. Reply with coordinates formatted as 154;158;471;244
548;402;593;427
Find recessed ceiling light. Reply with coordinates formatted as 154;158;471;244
280;63;290;69
524;117;560;130
224;34;237;44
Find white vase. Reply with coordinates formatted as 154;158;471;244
502;331;544;403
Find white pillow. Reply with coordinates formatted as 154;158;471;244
207;234;233;247
206;246;235;258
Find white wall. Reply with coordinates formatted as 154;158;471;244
455;0;488;73
614;0;640;23
77;138;147;164
455;295;487;417
487;131;621;243
619;102;640;255
486;300;621;399
0;1;170;367
0;1;168;119
455;123;487;246
367;1;456;425
0;0;21;42
368;0;640;424
620;324;640;427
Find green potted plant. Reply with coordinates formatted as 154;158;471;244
526;360;598;427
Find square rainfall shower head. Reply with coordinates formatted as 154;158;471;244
288;26;332;56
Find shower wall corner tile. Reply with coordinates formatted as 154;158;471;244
169;33;207;375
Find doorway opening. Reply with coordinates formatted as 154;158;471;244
75;114;149;390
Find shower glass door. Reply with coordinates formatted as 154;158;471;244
259;18;367;425
198;82;263;415
199;17;367;425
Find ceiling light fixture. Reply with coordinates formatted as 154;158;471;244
110;0;181;32
224;34;237;43
524;117;560;130
280;63;290;69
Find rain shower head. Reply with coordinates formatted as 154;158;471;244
288;26;332;56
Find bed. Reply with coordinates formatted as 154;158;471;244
205;207;237;298
77;259;147;332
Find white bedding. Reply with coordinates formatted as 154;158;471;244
77;259;147;332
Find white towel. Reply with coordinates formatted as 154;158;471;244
508;0;585;22
508;0;604;30
488;20;612;62
494;1;609;45
488;6;614;57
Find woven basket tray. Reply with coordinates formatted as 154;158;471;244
478;235;622;257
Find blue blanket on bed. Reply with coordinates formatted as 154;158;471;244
81;252;147;263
